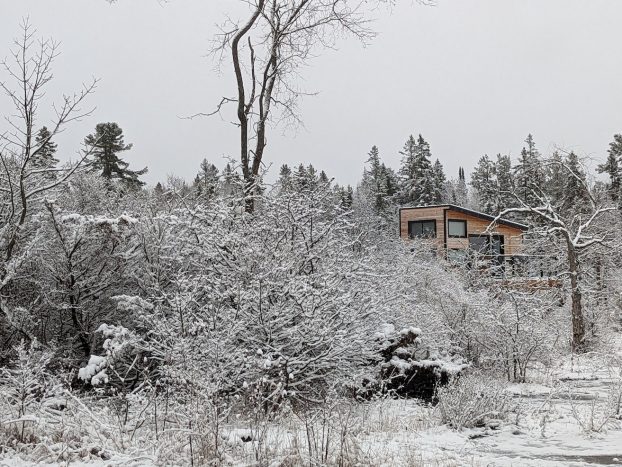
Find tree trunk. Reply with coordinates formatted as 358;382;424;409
566;239;585;351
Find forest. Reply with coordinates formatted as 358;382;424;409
1;3;622;467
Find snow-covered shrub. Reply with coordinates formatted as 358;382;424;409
569;378;622;434
0;340;61;444
435;373;516;430
78;319;150;391
367;324;468;401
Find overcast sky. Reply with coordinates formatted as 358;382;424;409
1;1;621;186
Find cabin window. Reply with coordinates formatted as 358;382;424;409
408;220;436;238
447;220;467;238
468;235;504;256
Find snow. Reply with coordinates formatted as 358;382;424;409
77;355;107;384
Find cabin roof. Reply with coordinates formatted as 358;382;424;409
399;204;529;231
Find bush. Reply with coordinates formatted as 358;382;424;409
435;373;515;430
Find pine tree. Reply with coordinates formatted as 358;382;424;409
194;158;220;202
432;159;446;203
398;134;436;206
84;122;147;187
382;164;399;198
451;167;469;206
31;126;59;170
495;154;514;212
597;134;622;201
546;151;566;206
470;155;497;214
319;170;329;184
514;134;545;206
342;185;354;209
363;145;389;213
221;162;243;197
278;164;293;192
154;182;165;196
561;152;590;214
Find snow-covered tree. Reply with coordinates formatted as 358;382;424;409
470;155;497;214
398;134;436;206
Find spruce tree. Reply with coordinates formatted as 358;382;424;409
495;154;514;212
547;151;566;207
363;145;389;213
278;164;293;191
222;162;243;196
514;134;545;206
398;134;436;206
470;155;497;214
597;134;622;201
32;126;59;170
561;152;590;214
451;167;469;206
432;159;446;203
382;164;399;198
319;170;329;184
194;158;220;201
84;122;147;187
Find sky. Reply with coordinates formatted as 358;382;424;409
1;0;621;187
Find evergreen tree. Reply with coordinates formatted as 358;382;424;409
495;154;514;212
154;182;165;196
278;164;293;191
32;126;59;170
221;162;243;197
546;151;566;206
470;155;497;214
363;145;389;213
319;170;329;184
398;134;436;206
514;134;545;206
382;164;399;198
432;159;446;203
451;167;469;206
597;134;622;201
561;152;590;213
341;185;354;209
84;122;147;187
193;158;220;202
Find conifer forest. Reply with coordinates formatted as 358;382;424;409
1;1;622;466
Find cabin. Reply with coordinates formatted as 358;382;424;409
399;204;529;273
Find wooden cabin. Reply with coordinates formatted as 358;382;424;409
399;204;528;268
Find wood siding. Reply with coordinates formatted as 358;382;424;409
399;206;524;254
399;206;446;249
445;210;523;255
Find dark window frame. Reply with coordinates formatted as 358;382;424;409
408;220;437;239
447;219;467;238
468;234;505;255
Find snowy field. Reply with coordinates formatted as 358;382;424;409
2;338;621;467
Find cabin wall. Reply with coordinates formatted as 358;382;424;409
399;207;524;255
445;210;523;254
399;206;446;248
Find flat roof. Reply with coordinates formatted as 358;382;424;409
399;204;528;231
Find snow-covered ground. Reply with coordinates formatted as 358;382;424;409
2;340;621;467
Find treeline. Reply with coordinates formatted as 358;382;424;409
140;132;622;225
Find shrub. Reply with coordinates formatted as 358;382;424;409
435;373;515;430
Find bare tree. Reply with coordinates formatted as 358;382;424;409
489;156;617;351
207;0;424;212
0;20;97;335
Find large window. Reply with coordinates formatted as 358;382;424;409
408;220;437;238
468;235;504;256
447;219;467;238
